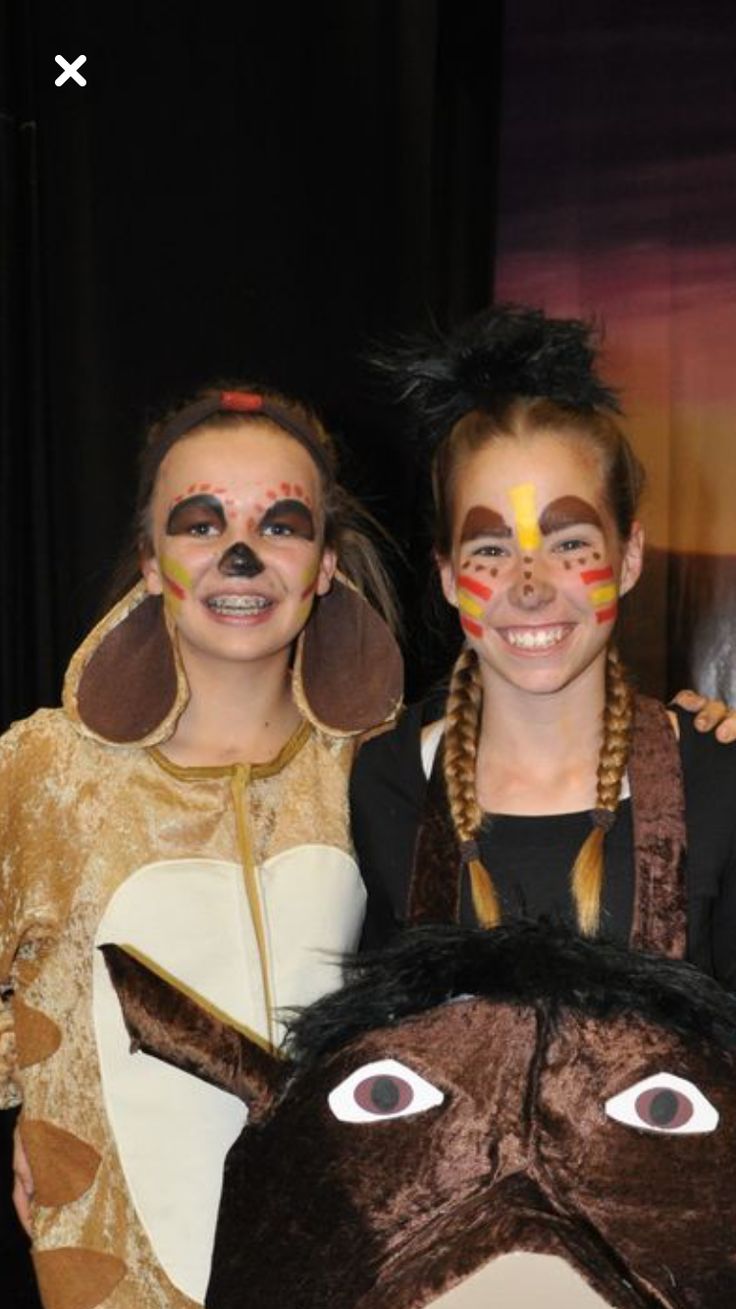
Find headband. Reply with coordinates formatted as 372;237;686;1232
158;391;333;476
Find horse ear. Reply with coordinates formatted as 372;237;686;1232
99;943;288;1121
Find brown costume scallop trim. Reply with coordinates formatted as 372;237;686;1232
65;576;401;745
628;696;688;957
292;574;403;737
33;1247;126;1309
407;694;687;955
13;998;62;1068
21;1118;101;1206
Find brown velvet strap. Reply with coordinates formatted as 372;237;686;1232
407;739;462;925
628;695;688;958
407;695;688;956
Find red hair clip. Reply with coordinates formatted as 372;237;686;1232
220;392;265;412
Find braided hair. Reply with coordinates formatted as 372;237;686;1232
381;306;644;936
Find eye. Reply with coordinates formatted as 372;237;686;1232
328;1058;444;1124
470;542;509;558
553;536;591;553
260;521;294;538
605;1072;719;1135
188;521;220;537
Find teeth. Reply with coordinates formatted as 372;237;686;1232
206;595;271;613
505;626;566;650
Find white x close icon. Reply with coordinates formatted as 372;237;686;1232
55;54;87;87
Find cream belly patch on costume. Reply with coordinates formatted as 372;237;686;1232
93;847;365;1303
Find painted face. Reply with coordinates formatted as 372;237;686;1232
440;433;643;697
142;422;335;670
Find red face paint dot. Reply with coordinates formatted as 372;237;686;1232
187;484;197;494
266;489;277;500
294;483;303;497
199;483;211;491
280;482;291;495
246;517;256;532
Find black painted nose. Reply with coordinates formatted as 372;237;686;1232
218;542;265;578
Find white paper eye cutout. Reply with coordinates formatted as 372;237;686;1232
328;1058;445;1123
605;1072;719;1135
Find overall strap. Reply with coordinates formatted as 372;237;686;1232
407;737;462;925
628;695;688;958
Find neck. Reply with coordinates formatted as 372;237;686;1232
475;654;608;813
163;645;302;767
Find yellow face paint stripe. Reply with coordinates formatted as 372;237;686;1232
590;582;618;606
161;554;193;592
458;591;485;620
509;483;542;552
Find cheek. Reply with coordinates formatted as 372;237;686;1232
574;559;619;623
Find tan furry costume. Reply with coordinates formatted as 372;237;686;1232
0;579;402;1309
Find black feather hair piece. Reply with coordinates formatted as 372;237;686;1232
374;304;621;446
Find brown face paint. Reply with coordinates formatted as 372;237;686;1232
259;499;315;541
459;505;512;544
166;494;227;536
538;495;604;535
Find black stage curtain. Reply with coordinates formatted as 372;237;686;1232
1;0;503;729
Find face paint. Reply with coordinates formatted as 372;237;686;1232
259;499;316;541
580;565;618;624
457;573;493;639
218;542;265;578
538;495;604;536
459;505;512;544
295;561;322;626
160;553;194;610
508;483;542;552
166;494;227;536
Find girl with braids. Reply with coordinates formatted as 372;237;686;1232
1;383;402;1309
351;306;736;987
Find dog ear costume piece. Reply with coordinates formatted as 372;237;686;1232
64;576;402;746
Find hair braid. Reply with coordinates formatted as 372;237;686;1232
443;645;500;927
571;645;634;935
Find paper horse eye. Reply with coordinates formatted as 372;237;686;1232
328;1058;445;1123
605;1072;719;1135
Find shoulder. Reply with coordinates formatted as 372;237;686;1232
352;696;445;794
0;708;71;760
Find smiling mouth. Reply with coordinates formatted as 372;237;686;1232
205;595;274;616
498;625;573;651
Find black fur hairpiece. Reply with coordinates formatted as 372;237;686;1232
286;922;736;1069
373;305;621;446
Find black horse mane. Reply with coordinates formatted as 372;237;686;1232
286;922;736;1068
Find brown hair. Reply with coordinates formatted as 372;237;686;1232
102;382;399;633
436;396;644;935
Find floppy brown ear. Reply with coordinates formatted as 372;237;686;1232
99;944;288;1122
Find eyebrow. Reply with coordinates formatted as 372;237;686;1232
459;505;513;543
538;496;603;535
166;494;226;534
260;498;315;539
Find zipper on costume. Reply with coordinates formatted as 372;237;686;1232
230;764;276;1050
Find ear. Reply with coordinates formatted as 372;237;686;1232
619;521;644;598
141;547;164;598
315;546;337;598
437;553;459;609
99;944;288;1122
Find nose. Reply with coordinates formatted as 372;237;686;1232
508;555;555;611
218;542;265;578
